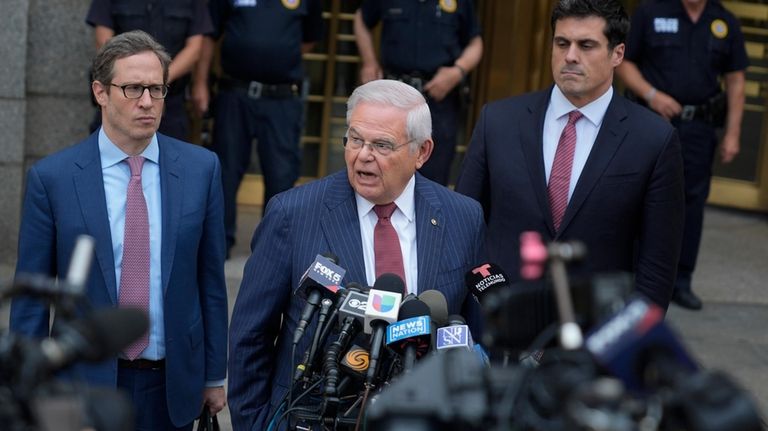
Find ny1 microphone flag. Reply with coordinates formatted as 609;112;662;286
436;325;473;350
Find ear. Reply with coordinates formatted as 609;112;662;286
414;138;434;169
92;81;109;107
611;42;625;68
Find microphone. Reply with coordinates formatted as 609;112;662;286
418;290;448;327
585;297;697;393
16;308;149;389
364;273;404;385
293;253;346;345
386;299;432;371
464;262;511;304
4;236;97;301
436;315;473;351
321;286;370;394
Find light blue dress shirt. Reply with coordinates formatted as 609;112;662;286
98;128;165;361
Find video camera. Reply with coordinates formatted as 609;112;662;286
365;232;764;431
1;236;148;431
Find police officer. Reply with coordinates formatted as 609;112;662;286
617;0;748;310
354;0;483;186
193;0;323;256
86;0;213;140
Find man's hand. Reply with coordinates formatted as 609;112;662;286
192;81;210;118
360;62;383;84
424;66;463;102
649;91;682;120
719;133;740;164
203;386;226;415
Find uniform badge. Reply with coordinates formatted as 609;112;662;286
233;0;256;6
711;19;728;39
439;0;457;14
281;0;300;10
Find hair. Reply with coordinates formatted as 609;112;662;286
550;0;629;50
91;30;171;88
346;79;432;152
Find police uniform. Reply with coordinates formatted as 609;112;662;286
86;0;213;140
208;0;323;252
359;0;481;185
624;0;748;296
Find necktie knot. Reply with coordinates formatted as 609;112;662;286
126;156;145;177
567;110;583;125
374;203;398;220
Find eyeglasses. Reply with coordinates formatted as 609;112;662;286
342;135;412;156
110;83;168;99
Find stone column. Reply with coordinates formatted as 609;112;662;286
0;0;93;277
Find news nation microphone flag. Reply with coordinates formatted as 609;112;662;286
386;316;431;345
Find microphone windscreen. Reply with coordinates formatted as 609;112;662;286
446;314;466;326
321;252;340;264
78;308;149;361
398;299;430;320
373;273;405;294
419;290;448;327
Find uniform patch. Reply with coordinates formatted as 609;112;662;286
711;19;728;39
281;0;300;10
439;0;457;14
653;17;678;33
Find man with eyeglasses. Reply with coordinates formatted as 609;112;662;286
228;79;486;431
10;30;228;430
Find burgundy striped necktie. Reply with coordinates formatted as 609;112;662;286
119;155;150;360
373;203;407;292
548;110;583;233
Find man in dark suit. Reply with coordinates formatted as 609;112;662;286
456;0;685;310
10;31;228;430
228;79;486;430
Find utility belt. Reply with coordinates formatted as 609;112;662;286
386;70;470;107
677;92;726;126
385;71;436;94
219;76;302;99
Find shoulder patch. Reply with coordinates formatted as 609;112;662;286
281;0;300;10
439;0;457;14
711;19;728;39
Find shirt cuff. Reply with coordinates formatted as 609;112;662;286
206;379;226;388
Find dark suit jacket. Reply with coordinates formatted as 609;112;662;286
228;170;486;430
456;88;685;309
10;132;228;427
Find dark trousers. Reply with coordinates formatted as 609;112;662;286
212;89;303;250
418;91;461;186
672;118;718;293
117;366;193;431
90;91;190;141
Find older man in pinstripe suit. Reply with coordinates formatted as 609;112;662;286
227;79;486;431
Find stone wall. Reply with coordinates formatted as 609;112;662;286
0;0;93;276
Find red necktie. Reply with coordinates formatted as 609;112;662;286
119;156;150;360
373;203;407;292
548;110;583;232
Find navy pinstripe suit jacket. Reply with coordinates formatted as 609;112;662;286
228;170;486;430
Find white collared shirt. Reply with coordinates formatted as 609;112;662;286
355;175;418;294
543;85;613;200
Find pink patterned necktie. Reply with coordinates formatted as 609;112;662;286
119;155;150;360
548;110;583;232
373;203;407;293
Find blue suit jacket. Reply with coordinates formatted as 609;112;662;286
456;88;685;309
228;170;486;430
10;132;228;427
